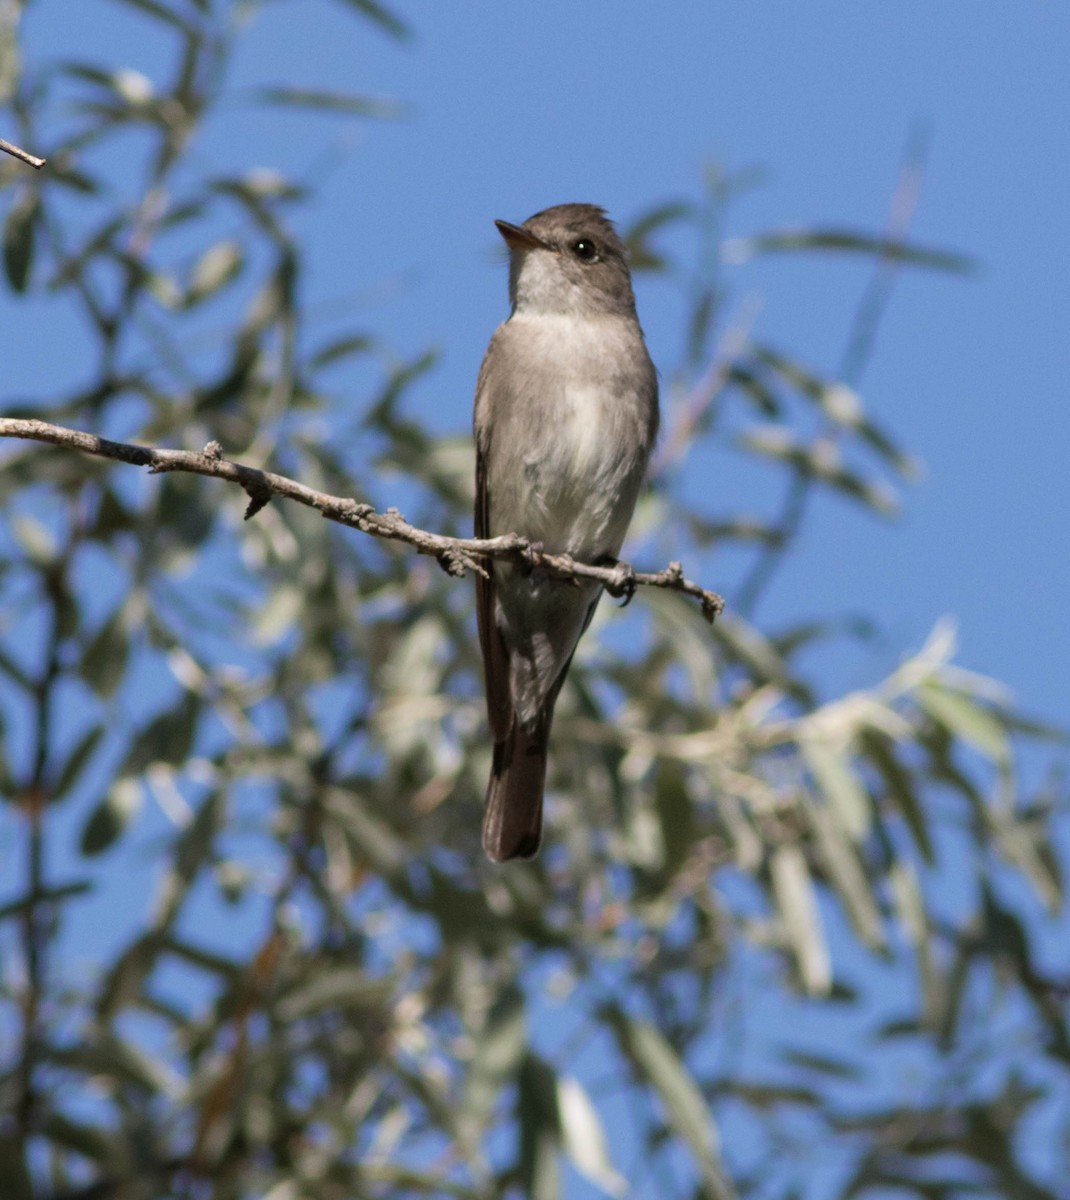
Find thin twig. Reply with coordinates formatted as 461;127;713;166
0;417;725;623
651;292;763;479
0;136;46;170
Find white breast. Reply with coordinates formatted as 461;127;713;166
506;313;650;559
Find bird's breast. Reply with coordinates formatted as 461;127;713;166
494;313;656;559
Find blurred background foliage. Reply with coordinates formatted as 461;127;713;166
1;2;1068;1198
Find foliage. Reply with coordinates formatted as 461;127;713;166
1;2;1067;1198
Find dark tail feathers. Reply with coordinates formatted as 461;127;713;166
481;720;548;862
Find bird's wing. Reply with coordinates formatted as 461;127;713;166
474;374;513;745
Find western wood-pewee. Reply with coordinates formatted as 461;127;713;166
474;203;659;861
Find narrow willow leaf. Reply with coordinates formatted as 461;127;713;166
0;1131;34;1200
80;778;141;856
738;427;900;516
460;986;527;1143
604;1006;730;1195
186;239;243;305
13;514;56;563
333;0;412;40
799;792;885;949
801;737;872;842
724;227;974;273
726;361;781;416
517;1053;560;1200
308;333;375;369
38;1112;118;1167
121;691;200;775
557;1076;626;1198
62;62;155;104
771;843;831;995
888;860;927;946
624;200;694;271
108;0;194;33
53;724;105;800
713;613;794;689
326;788;408;876
256;87;402;118
52;1032;178;1095
918;683;1011;764
276;968;393;1021
991;818;1062;912
750;344;918;476
781;1049;861;1079
82;609;129;697
860;729;935;864
3;188;36;292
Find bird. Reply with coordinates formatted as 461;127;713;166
473;203;659;861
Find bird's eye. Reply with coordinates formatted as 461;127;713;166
571;239;597;261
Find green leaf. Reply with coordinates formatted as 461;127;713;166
37;1112;118;1167
308;332;376;369
724;226;975;273
727;361;782;416
860;729;935;864
82;609;130;698
750;344;918;477
333;0;412;40
625;200;694;271
256;87;402;118
801;737;872;842
460;986;527;1143
781;1049;862;1080
770;843;831;995
557;1075;626;1198
737;426;900;516
185;238;244;305
603;1006;731;1195
3;189;37;292
276;968;393;1021
799;790;885;949
53;725;105;800
121;690;200;775
106;0;195;33
918;682;1011;764
517;1053;560;1200
80;778;142;856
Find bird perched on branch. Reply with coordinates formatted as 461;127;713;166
474;203;659;861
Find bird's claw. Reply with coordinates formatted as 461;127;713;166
606;560;638;606
522;540;545;573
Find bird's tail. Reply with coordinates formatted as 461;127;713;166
482;718;549;862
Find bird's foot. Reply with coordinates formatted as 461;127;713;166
521;541;545;573
603;558;638;606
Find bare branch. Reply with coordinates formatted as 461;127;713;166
0;417;724;623
0;137;46;170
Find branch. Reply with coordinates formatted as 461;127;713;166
0;136;46;170
0;417;724;623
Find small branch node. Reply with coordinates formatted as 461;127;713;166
203;441;224;461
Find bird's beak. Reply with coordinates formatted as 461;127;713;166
495;220;548;251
